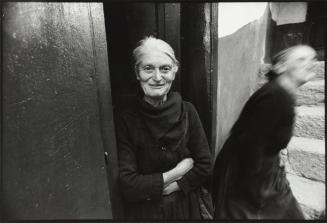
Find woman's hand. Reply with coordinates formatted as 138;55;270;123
163;158;194;187
162;182;180;195
175;158;194;176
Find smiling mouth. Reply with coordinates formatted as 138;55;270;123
149;84;165;88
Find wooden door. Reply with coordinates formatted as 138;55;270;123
180;3;218;151
2;2;119;220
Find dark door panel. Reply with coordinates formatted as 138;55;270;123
2;2;114;220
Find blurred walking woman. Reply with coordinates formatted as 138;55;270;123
212;45;317;219
115;36;212;219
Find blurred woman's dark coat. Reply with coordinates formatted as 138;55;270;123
213;73;305;219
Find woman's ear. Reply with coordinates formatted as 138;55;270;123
273;62;287;74
173;65;179;74
170;66;178;81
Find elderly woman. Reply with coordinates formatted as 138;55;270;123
115;36;212;219
212;45;317;219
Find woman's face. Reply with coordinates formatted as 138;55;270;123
136;52;177;99
284;46;317;85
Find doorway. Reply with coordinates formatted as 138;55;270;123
103;2;218;149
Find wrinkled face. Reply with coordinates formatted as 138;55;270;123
136;52;177;99
284;46;317;86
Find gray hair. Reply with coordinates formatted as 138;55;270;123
133;36;179;70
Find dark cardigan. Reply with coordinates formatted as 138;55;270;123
115;94;211;219
213;79;304;219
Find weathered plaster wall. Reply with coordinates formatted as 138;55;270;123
215;6;269;155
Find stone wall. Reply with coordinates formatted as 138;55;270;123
283;62;325;219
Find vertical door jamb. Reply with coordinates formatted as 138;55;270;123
88;3;123;218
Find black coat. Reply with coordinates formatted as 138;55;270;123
213;79;305;219
115;98;211;219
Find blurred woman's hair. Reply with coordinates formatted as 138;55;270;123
265;44;316;81
265;46;292;81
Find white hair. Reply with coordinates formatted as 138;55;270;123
133;36;179;69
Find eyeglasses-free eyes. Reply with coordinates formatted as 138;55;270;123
139;65;173;74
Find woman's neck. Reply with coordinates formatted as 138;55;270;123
144;95;167;107
276;75;298;95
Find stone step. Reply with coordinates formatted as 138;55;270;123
294;106;325;140
296;80;324;106
312;61;325;81
281;137;325;182
287;173;325;219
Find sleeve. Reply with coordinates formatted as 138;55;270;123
115;114;163;203
177;103;212;194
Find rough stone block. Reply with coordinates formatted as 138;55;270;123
296;80;324;106
312;61;325;80
300;204;325;220
286;137;325;182
287;173;325;219
294;106;325;140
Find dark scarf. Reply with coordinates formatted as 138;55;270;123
137;91;188;150
265;70;280;81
